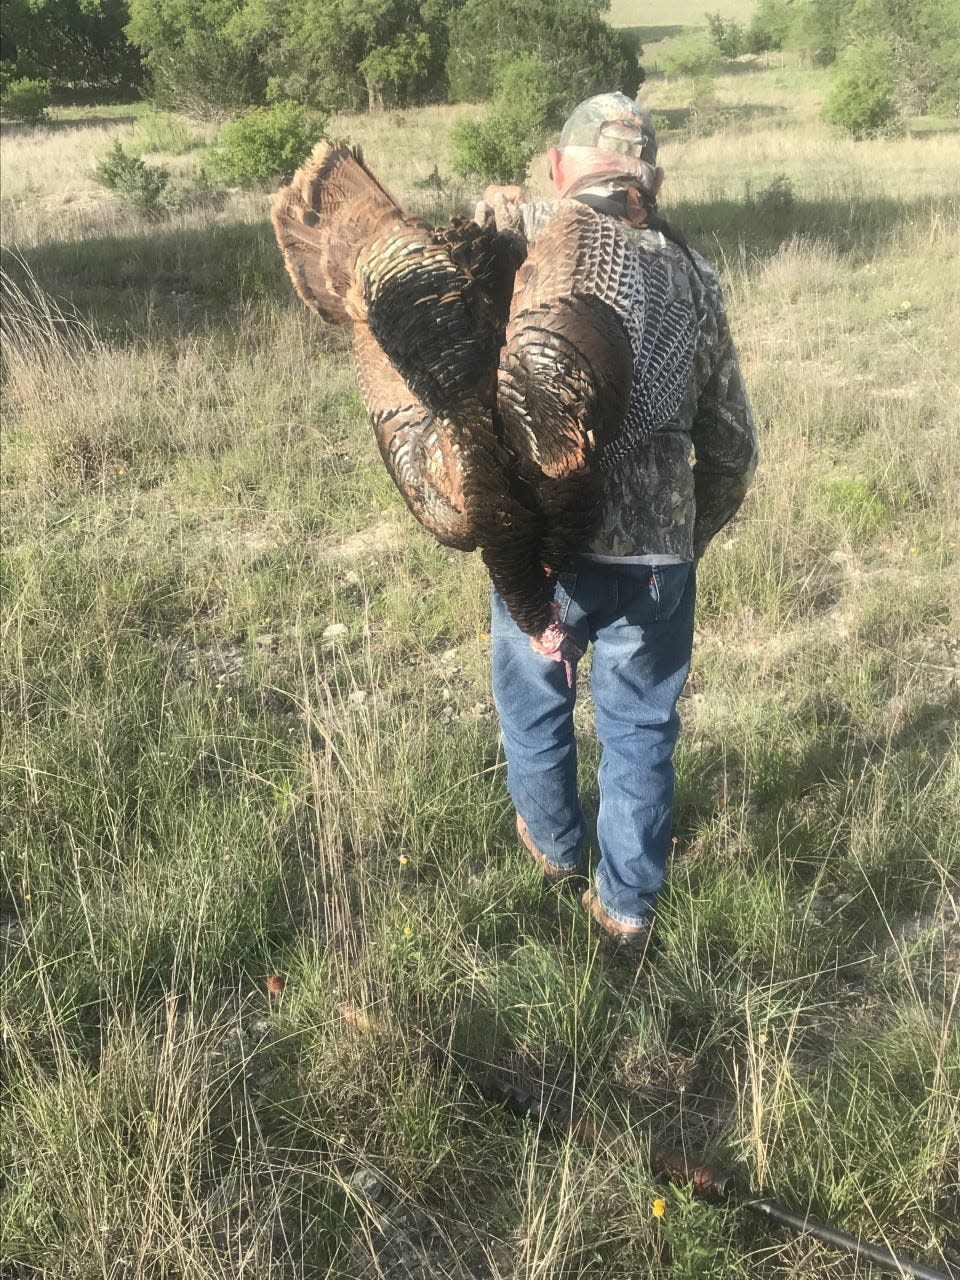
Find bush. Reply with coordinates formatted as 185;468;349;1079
451;54;566;185
206;100;325;188
683;77;728;138
1;77;52;123
746;0;793;54
705;14;746;59
94;140;173;218
821;40;900;138
451;115;531;185
928;80;960;116
746;173;795;216
660;35;719;79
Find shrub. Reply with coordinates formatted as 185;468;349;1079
94;140;173;218
1;77;52;123
928;79;959;116
683;77;727;138
451;54;566;185
747;173;795;216
206;100;325;188
451;115;531;185
660;35;719;80
705;14;746;59
821;40;900;138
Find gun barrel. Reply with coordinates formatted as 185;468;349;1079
740;1197;951;1280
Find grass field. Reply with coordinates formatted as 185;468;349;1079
2;46;959;1280
609;0;756;30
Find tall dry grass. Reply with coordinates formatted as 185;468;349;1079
2;64;959;1280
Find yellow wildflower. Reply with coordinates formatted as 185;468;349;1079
651;1197;666;1219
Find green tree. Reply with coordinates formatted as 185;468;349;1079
745;0;794;55
843;0;960;114
451;53;568;183
0;0;140;93
126;0;268;115
446;0;641;105
237;0;454;111
787;0;856;63
705;13;746;59
821;38;898;136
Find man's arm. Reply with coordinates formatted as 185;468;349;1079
690;297;759;559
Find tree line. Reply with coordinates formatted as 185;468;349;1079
2;0;955;154
1;0;640;115
713;0;958;124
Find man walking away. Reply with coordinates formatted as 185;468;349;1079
480;93;759;953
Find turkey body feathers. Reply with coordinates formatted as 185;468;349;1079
498;202;634;571
271;148;637;639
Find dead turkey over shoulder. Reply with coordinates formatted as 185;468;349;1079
272;141;685;640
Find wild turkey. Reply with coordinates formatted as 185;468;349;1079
272;141;684;646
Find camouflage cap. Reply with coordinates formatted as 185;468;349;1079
558;93;658;165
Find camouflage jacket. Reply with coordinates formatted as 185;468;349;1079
501;198;758;562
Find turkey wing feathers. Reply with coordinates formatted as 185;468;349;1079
497;202;634;570
271;143;557;636
353;325;476;551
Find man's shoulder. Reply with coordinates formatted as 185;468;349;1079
639;232;720;289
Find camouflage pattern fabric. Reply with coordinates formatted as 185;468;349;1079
496;197;758;561
558;92;659;165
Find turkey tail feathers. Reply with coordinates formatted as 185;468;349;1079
271;141;408;323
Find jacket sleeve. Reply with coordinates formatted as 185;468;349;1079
690;293;758;559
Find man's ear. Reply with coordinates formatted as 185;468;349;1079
650;165;665;199
547;146;563;194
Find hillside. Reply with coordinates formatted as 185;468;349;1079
2;38;959;1280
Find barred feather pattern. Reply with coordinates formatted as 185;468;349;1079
275;150;655;637
353;325;476;551
497;203;635;570
500;201;698;483
600;239;699;468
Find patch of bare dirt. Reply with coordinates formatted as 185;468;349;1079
319;519;408;563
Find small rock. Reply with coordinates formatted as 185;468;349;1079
347;1167;383;1200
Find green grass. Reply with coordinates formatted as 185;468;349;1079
2;59;959;1280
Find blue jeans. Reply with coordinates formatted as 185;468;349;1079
491;559;695;928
